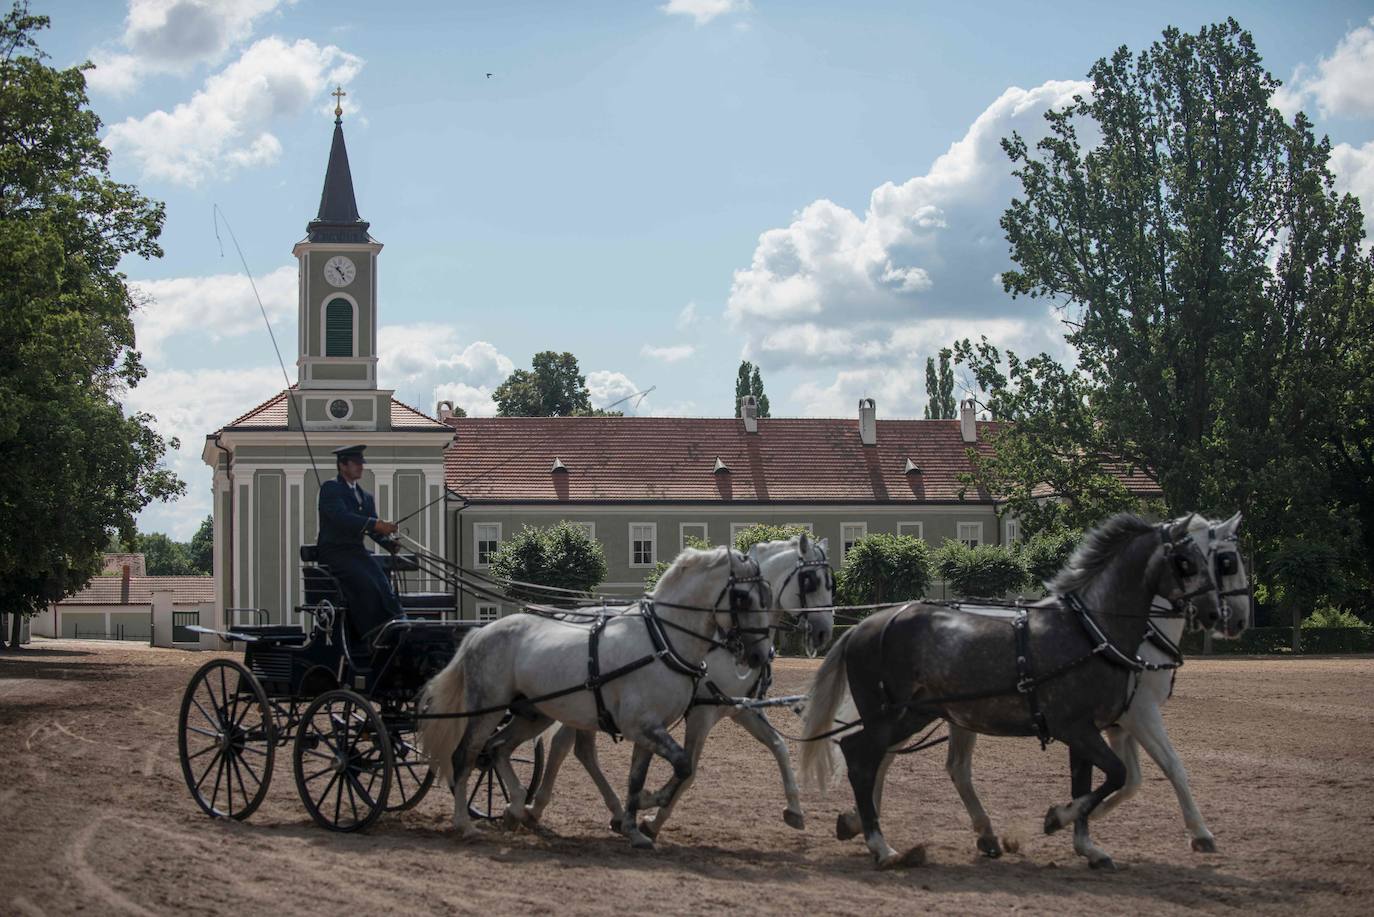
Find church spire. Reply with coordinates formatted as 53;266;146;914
306;86;371;244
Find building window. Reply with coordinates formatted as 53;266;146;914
898;522;924;541
325;298;353;357
476;603;499;623
1005;518;1020;544
841;522;867;562
473;522;501;567
680;522;708;549
629;523;657;567
957;522;983;548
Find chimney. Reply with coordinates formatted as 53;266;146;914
858;398;877;446
960;398;978;443
739;395;759;433
436;400;454;423
120;564;131;604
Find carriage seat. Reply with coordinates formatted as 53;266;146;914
398;591;457;619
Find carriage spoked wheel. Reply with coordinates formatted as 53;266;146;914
468;733;546;821
383;724;434;812
292;689;394;832
177;658;275;821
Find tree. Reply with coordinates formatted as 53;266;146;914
934;542;1028;598
489;521;607;603
835;533;932;611
133;532;192;576
923;348;955;419
733;360;770;417
187;515;213;575
1015;527;1083;590
0;5;181;647
732;523;808;553
492;351;600;417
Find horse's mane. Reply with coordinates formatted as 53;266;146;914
655;545;725;594
1045;513;1156;595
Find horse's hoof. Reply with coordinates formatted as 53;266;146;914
1043;806;1066;835
630;834;655;850
783;809;805;831
977;836;1003;859
638;820;659;840
609;815;624;834
1191;837;1217;853
502;810;524;830
1089;856;1117;871
836;813;860;841
1001;835;1021;855
877;846;926;869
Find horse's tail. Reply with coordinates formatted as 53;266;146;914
417;640;472;788
800;626;854;792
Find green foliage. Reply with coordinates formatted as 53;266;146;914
492;351;619;416
1301;607;1367;630
734;360;770;418
732;523;809;553
132;532;192;575
934;541;1028;598
0;5;181;630
187;515;213;575
643;534;711;593
489;521;607;601
1015;526;1083;589
835;533;931;610
923;348;955;420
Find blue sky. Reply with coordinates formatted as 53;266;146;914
33;0;1374;537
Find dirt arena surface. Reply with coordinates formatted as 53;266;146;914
2;640;1371;916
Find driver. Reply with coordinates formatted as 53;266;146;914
316;445;404;641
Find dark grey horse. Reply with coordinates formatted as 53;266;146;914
801;514;1221;869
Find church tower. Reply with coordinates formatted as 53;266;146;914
290;88;392;431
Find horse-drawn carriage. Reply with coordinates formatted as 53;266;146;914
176;545;544;832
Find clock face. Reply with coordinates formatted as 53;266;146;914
328;398;351;420
324;255;356;288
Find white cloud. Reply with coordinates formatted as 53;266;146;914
86;0;290;94
1274;17;1374;120
1330;140;1374;240
377;323;514;418
586;370;651;414
660;0;750;27
104;36;363;185
728;80;1088;378
641;343;695;363
131;266;295;361
676;301;700;329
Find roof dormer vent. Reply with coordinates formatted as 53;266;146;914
904;457;922;475
713;456;730;474
551;457;567;473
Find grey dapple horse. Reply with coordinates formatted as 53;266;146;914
417;545;774;850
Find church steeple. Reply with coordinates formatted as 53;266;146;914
306;88;371;244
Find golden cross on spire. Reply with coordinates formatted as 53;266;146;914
331;85;347;121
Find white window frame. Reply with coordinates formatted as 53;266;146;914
475;602;500;623
957;522;984;548
897;521;924;541
1005;518;1020;544
680;522;709;550
629;523;657;568
473;522;501;568
840;522;868;563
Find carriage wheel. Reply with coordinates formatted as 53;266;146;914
292;689;394;832
384;724;435;812
177;658;275;821
468;736;545;821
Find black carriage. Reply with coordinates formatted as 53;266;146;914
176;546;544;832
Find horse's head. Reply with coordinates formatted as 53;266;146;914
1206;512;1251;639
1157;515;1222;630
718;547;774;670
748;533;835;655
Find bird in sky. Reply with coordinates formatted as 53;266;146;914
486;72;493;78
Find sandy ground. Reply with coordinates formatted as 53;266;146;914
2;639;1372;916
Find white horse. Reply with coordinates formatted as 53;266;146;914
520;535;836;837
417;545;774;850
833;512;1251;865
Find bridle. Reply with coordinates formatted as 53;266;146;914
1154;524;1224;630
711;549;774;663
774;541;836;639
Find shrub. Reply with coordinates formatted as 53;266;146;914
836;533;931;612
1015;527;1083;590
490;521;607;602
732;523;813;553
934;541;1028;598
1301;606;1368;629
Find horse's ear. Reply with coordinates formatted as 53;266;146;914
1169;513;1196;541
817;537;829;553
798;531;811;554
1220;512;1242;537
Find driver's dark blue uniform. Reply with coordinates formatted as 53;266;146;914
316;445;402;641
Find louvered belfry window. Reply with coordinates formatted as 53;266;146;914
325;299;353;356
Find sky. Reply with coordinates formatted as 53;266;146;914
31;0;1374;538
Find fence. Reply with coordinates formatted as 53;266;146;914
172;611;200;644
72;624;152;642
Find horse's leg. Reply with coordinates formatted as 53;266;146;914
639;705;721;840
524;722;575;823
487;715;550;828
1092;725;1140;820
621;741;659;850
1113;703;1216;852
570;729;628;833
944;725;1002;858
840;723;927;869
836;750;893;841
734;707;806;829
448;710;506;840
1043;727;1127;869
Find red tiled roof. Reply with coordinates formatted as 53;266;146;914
58;576;215;606
444;417;1005;504
216;389;448;432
